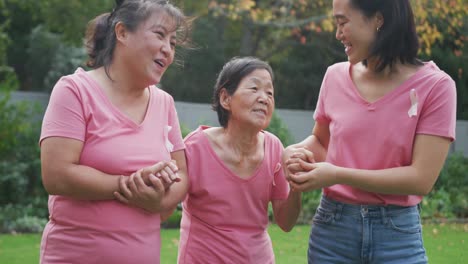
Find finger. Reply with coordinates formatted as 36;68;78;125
162;166;176;181
298;159;316;170
163;166;181;182
119;176;133;199
289;172;310;184
158;170;173;186
287;163;304;173
148;174;166;193
303;149;315;163
128;173;139;193
133;172;148;191
289;180;305;192
167;160;179;172
150;161;168;173
114;191;130;204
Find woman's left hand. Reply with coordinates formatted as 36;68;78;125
288;161;338;192
114;172;167;213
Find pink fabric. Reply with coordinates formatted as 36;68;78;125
178;126;289;264
39;68;184;264
314;61;457;206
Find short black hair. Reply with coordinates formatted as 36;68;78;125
350;0;422;71
212;57;274;128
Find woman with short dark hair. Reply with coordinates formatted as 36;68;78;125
284;0;456;263
178;57;301;264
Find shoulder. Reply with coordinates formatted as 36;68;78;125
418;62;456;95
262;130;284;150
420;61;454;83
50;68;93;99
151;86;175;103
327;61;350;74
184;126;211;146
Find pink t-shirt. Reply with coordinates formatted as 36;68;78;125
39;68;184;264
314;61;457;206
178;126;289;264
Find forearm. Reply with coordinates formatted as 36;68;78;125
273;191;302;232
160;176;188;211
336;165;431;196
288;135;327;162
43;164;120;200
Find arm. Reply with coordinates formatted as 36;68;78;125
41;137;120;200
160;150;189;211
290;134;451;195
283;121;329;164
114;149;188;213
271;190;301;232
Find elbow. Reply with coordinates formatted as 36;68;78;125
42;176;62;195
275;216;296;232
41;169;67;195
416;185;433;196
280;225;294;233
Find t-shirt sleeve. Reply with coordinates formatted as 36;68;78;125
313;67;331;124
270;136;289;201
40;76;86;145
168;97;185;152
416;76;457;141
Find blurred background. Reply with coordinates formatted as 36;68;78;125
0;0;467;234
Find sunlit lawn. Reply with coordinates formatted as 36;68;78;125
0;224;466;263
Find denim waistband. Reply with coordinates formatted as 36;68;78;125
321;195;419;218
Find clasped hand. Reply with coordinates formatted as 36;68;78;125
113;160;180;213
283;146;338;192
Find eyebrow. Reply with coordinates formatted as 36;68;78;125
333;14;347;20
152;25;177;39
247;76;273;86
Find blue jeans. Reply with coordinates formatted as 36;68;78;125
308;196;428;264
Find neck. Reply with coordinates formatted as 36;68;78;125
101;63;148;99
222;124;261;156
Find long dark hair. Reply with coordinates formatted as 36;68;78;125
350;0;422;72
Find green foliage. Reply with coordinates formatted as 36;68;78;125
0;81;46;233
161;208;182;229
26;25;87;91
180;123;192;138
298;190;322;224
265;112;293;146
432;152;468;218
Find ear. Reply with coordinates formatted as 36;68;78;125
115;22;129;44
219;88;231;111
375;11;384;30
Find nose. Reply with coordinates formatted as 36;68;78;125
335;27;342;40
161;38;172;57
257;91;269;105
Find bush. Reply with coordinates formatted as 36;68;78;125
431;152;468;218
0;76;47;233
266;112;294;146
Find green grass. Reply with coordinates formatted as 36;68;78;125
1;224;467;263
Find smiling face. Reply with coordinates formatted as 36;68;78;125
120;10;176;86
222;69;274;130
333;0;382;65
